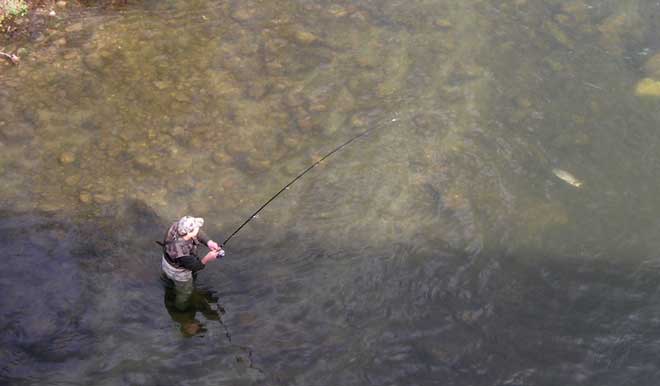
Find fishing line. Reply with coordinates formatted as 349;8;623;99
222;126;377;246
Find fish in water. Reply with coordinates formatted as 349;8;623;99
552;168;582;188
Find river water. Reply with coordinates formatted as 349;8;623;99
2;0;660;385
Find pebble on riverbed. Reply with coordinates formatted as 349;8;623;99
643;53;660;79
93;193;114;204
59;151;76;165
292;30;319;45
79;191;92;204
635;78;660;97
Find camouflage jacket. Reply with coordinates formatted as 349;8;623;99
162;223;210;271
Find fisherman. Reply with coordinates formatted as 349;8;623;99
159;216;225;311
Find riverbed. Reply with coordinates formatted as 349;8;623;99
2;1;660;385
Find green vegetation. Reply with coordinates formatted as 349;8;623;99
0;0;29;28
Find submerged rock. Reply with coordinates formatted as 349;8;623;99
0;123;35;143
327;5;350;18
59;151;76;165
211;151;231;166
82;52;106;72
79;191;92;204
643;53;660;79
93;193;114;204
433;18;452;29
246;82;269;100
230;4;257;22
334;87;356;113
283;89;306;107
292;30;319;45
544;21;574;49
635;78;660;97
64;175;80;186
65;22;84;33
153;80;171;90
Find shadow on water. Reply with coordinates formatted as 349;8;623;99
0;199;267;385
2;202;660;386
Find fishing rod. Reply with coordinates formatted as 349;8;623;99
222;126;376;246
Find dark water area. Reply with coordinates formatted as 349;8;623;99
3;0;660;385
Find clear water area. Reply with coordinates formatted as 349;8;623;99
2;0;660;385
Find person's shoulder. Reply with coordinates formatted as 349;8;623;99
165;222;178;240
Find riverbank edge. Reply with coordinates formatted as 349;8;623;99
1;0;123;64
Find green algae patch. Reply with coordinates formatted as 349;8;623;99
635;78;660;97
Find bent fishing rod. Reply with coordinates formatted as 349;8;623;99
222;126;376;246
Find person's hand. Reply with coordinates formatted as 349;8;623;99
207;240;221;251
202;249;221;264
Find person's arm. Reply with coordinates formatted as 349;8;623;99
197;230;210;246
198;229;223;252
178;250;220;272
177;255;206;272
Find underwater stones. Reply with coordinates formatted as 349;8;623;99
64;175;80;186
79;191;92;204
82;52;106;72
327;4;350;18
543;21;573;50
65;22;84;33
93;193;114;204
153;80;171;90
58;151;76;165
294;108;314;130
246;156;272;174
169;126;186;138
334;87;356;113
350;113;369;128
166;177;195;194
308;101;328;113
433;18;452;29
560;1;589;24
635;78;660;97
292;30;319;46
460;308;484;323
133;155;156;171
554;13;571;26
516;201;569;239
246;82;269;100
237;312;258;327
230;3;257;22
283;157;306;176
597;12;640;55
643;53;660;79
412;114;438;135
221;173;238;191
211;151;231;166
38;200;65;212
173;92;191;103
324;111;346;135
355;47;382;68
0;123;29;144
56;1;67;8
306;84;332;110
283;89;306;108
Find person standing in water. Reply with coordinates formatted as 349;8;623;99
159;216;225;311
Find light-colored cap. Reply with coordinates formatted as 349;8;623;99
177;216;204;235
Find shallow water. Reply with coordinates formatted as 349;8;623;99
2;0;660;385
